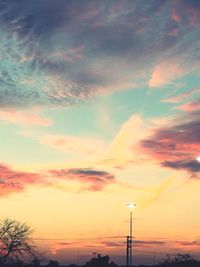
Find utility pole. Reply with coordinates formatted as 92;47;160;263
126;236;131;266
126;203;136;267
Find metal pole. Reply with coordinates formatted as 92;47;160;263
126;236;129;267
126;204;136;267
130;210;132;267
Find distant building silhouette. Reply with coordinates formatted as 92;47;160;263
86;254;118;267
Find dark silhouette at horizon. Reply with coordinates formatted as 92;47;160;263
1;253;200;267
1;218;199;267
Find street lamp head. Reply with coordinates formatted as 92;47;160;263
196;155;200;162
126;203;136;210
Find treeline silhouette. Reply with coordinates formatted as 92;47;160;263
2;253;200;267
1;219;200;267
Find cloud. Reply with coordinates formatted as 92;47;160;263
176;240;200;248
0;163;115;195
171;9;181;23
104;114;150;168
0;0;200;112
162;160;200;173
0;163;42;195
49;168;115;191
134;240;166;248
102;241;125;248
149;61;184;88
102;239;166;249
140;175;175;209
162;88;200;103
140;112;200;177
50;242;72;255
176;99;200;112
173;0;200;26
40;134;106;156
0;108;52;126
167;0;200;28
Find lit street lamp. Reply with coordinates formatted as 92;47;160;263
126;203;136;267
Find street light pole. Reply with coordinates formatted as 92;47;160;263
130;208;132;267
126;203;136;267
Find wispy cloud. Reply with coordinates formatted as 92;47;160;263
149;61;184;88
0;108;52;126
140;112;200;177
102;239;166;248
176;240;200;249
50;242;72;256
49;168;115;191
0;0;200;112
162;88;200;103
104;114;150;168
0;162;116;195
176;99;200;112
0;163;43;195
40;134;106;156
140;175;175;209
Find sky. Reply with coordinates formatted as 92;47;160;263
0;0;200;265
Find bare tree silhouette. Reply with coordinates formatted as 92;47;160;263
0;218;36;264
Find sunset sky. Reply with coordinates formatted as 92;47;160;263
0;0;200;265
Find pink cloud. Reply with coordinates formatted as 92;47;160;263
0;163;115;195
162;88;200;103
49;168;115;191
171;9;181;23
171;3;199;26
176;241;200;250
140;113;200;177
176;100;200;112
149;61;184;88
0;164;43;196
0;109;52;126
